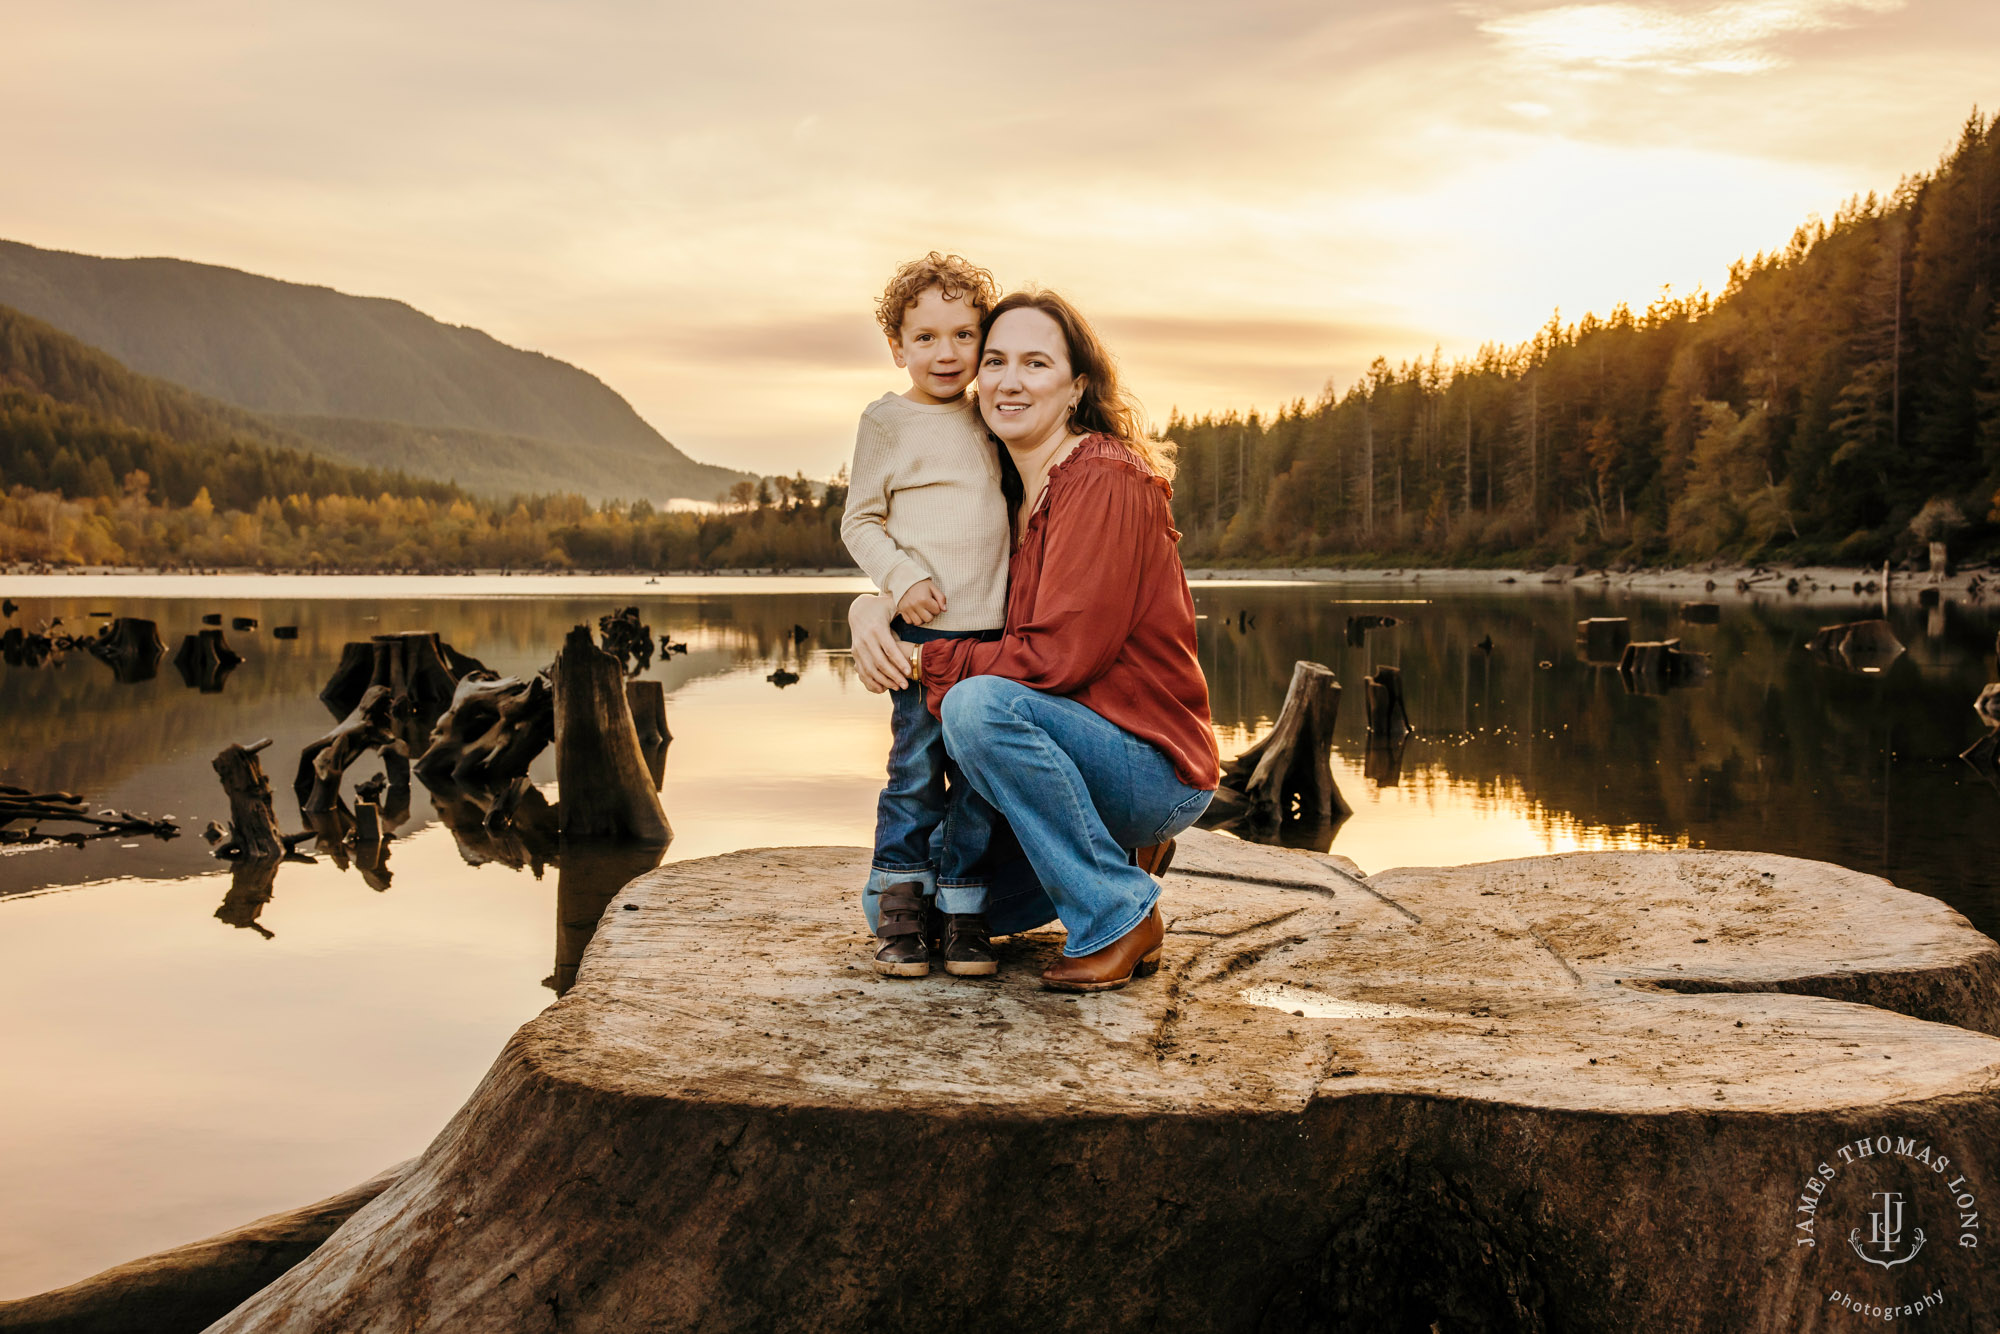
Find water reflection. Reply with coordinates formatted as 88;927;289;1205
5;573;2000;1298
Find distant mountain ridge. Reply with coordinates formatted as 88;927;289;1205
0;238;752;503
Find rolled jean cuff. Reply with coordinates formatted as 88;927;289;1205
1062;881;1160;958
864;864;935;897
933;877;988;915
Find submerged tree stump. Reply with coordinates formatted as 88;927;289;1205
625;679;671;790
1204;661;1348;844
173;629;242;692
1574;616;1630;663
1363;663;1411;740
207;832;2000;1332
1807;618;1906;673
211;740;285;861
551;625;671;843
84;617;165;682
1617;638;1709;692
320;632;481;719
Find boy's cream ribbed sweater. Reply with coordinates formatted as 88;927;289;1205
840;392;1009;632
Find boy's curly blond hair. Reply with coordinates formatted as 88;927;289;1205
875;252;997;342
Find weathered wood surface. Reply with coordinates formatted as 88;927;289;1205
551;625;670;842
296;686;396;813
0;1162;412;1334
211;740;284;860
210;832;2000;1333
1362;662;1411;738
1202;660;1348;841
414;673;554;789
1617;637;1710;691
1574;615;1630;662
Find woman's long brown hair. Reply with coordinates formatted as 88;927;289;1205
980;289;1176;511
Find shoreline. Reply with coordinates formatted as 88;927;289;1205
2;561;1985;608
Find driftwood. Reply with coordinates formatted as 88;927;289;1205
414;673;554;789
598;606;653;675
172;629;242;692
552;625;672;842
1678;601;1721;624
296;686;397;813
626;680;671;790
84;617;165;682
1574;616;1631;663
1617;639;1709;694
1363;664;1412;740
1805;618;1905;673
211;740;285;860
0;784;176;845
201;613;222;626
659;635;689;657
273;625;299;640
767;667;800;688
1961;683;2000;771
1202;661;1349;845
231;616;259;631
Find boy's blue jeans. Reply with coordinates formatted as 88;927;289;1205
862;621;1001;919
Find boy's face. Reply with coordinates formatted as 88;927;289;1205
890;285;983;404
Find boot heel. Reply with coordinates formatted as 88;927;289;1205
1134;949;1163;978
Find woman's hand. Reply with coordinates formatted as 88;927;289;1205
849;593;912;693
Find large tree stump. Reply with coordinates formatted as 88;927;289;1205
320;632;482;719
207;832;2000;1332
84;617;165;683
551;625;671;843
1203;661;1348;844
598;606;653;675
211;740;285;860
295;686;396;813
172;629;242;692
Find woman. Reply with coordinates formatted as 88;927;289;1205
850;289;1218;991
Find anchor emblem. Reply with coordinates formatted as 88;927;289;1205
1848;1191;1926;1269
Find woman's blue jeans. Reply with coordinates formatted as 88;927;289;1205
937;676;1214;957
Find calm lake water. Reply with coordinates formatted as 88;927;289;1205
2;572;1998;1296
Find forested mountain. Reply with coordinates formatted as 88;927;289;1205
1169;111;2000;568
0;238;752;504
0;305;848;571
0;302;460;511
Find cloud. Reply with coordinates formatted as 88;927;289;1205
1479;0;1904;75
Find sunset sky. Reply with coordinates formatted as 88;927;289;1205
6;0;1997;478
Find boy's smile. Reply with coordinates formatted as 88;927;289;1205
892;286;983;404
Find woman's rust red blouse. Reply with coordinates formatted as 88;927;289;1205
920;434;1220;791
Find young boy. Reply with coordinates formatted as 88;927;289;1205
841;252;1011;978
